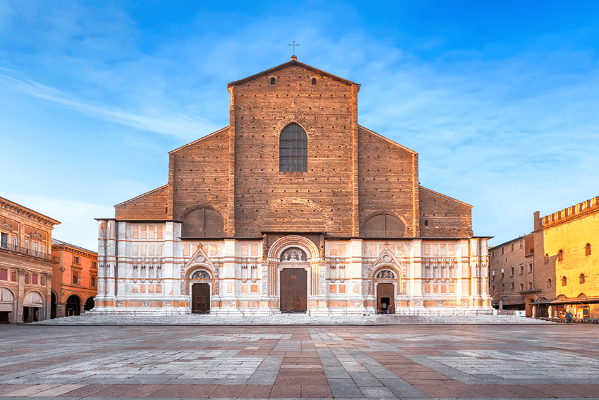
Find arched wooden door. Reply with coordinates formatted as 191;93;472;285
192;283;210;314
280;268;307;313
377;283;394;314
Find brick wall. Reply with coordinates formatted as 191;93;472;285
230;63;358;237
169;128;231;233
357;126;418;237
115;185;169;220
419;187;472;237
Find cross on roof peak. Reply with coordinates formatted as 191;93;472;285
288;41;299;58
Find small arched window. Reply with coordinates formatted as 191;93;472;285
424;220;429;227
544;253;549;264
585;243;591;256
557;250;563;261
279;123;308;172
562;276;567;286
547;278;552;288
579;274;585;284
312;77;316;85
270;77;275;85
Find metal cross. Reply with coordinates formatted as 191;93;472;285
288;41;299;55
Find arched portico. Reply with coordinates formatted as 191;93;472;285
267;235;321;313
371;264;404;314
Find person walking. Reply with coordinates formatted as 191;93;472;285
565;310;573;324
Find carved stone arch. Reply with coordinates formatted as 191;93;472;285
268;235;320;262
180;205;225;238
362;212;407;238
184;263;217;296
371;263;405;296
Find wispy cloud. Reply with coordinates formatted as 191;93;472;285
0;70;220;140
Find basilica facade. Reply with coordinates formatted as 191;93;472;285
95;56;492;316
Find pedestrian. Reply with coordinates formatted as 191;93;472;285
565;310;573;324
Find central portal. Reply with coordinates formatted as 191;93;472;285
192;282;210;314
280;268;307;313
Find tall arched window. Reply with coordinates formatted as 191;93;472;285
557;249;563;261
547;278;552;288
279;123;307;172
579;274;585;284
562;276;567;286
585;243;591;256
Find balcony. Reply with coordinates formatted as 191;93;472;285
0;243;59;262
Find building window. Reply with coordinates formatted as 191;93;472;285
270;77;275;85
520;283;523;291
12;236;17;250
562;276;567;286
492;285;495;292
312;77;316;85
91;277;96;287
585;243;591;256
0;269;7;280
11;271;16;281
25;241;29;254
511;243;514;251
511;266;514;276
279;123;308;172
42;245;46;255
529;282;532;290
520;240;523;249
501;269;504;278
41;275;45;285
424;220;429;227
0;232;7;249
557;250;563;262
501;247;504;255
72;272;79;285
92;262;97;269
25;274;30;284
520;265;524;275
510;282;514;289
528;263;533;273
579;274;585;284
547;278;552;288
32;274;38;285
74;256;80;264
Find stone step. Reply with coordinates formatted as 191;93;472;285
33;314;552;326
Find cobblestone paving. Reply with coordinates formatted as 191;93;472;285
1;324;598;399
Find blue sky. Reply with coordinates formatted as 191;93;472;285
1;0;598;251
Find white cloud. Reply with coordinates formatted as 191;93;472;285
0;70;220;140
0;192;111;251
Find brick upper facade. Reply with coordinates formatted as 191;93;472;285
114;57;472;239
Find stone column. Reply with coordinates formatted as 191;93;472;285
43;272;52;321
16;268;26;323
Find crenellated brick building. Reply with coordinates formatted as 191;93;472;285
490;196;599;320
95;57;492;316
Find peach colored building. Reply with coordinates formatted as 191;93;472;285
51;239;98;317
0;196;60;323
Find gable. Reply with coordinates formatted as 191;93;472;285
228;58;357;87
115;185;169;220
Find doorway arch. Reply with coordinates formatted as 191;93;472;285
84;297;95;312
66;295;81;316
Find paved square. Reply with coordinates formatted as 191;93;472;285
1;323;598;398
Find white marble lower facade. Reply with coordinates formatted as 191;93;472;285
93;220;492;316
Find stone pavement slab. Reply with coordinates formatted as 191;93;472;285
0;323;597;399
